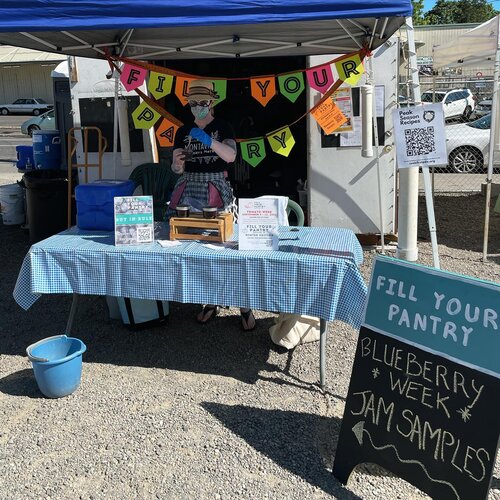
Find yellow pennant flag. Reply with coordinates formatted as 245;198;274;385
335;54;364;85
148;72;173;100
267;126;295;157
155;118;179;147
132;101;161;129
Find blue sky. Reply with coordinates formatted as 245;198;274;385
423;0;436;11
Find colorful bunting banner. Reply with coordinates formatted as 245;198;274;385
155;118;179;147
251;77;276;107
267;127;295;157
306;64;335;94
278;72;305;104
335;54;364;86
148;72;173;100
175;77;195;105
120;64;148;92
132;102;161;129
240;138;266;168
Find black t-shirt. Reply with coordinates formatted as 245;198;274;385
174;117;235;174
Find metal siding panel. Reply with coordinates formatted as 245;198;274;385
0;63;55;102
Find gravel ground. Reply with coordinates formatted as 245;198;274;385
0;192;499;499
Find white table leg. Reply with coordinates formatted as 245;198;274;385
320;318;327;389
65;293;79;335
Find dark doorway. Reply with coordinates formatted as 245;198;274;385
158;57;307;202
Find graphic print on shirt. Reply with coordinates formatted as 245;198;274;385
184;130;221;164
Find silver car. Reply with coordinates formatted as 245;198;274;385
0;98;53;116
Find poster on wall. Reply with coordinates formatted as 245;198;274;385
333;255;500;500
392;103;447;168
332;87;354;133
114;195;154;246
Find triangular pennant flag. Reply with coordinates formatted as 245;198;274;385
267;127;295;157
335;54;364;85
120;64;148;92
148;72;173;100
175;76;195;105
213;80;227;106
240;138;266;168
306;64;335;94
155;118;179;147
278;72;305;103
251;77;276;107
132;101;161;129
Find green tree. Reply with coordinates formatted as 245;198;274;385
424;0;497;25
412;0;429;25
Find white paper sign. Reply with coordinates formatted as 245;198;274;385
392;104;447;168
238;198;279;251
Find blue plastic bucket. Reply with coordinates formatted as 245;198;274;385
32;130;62;170
26;335;87;398
16;145;34;170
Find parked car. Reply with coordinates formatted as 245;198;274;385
20;109;56;136
471;96;492;119
0;98;53;116
445;113;495;173
421;88;476;120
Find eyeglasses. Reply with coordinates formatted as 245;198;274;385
188;100;211;108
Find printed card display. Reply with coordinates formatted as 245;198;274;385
392;103;447;168
114;195;154;246
333;255;500;500
238;198;279;251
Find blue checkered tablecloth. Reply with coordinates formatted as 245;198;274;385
13;225;367;328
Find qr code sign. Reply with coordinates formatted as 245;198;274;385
404;127;436;156
137;227;153;243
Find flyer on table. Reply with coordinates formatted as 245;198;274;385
392;103;447;168
238;198;279;250
114;195;154;246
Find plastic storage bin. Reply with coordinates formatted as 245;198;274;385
32;130;61;170
26;334;87;398
75;179;135;231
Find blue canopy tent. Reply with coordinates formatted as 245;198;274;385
0;1;412;59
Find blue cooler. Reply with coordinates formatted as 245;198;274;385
16;145;34;170
32;130;62;170
75;179;135;230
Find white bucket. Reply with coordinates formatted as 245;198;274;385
0;183;24;225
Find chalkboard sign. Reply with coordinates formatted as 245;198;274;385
333;255;500;499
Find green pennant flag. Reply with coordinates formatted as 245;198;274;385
240;138;266;168
212;80;227;106
278;72;305;103
267;127;295;157
148;72;173;100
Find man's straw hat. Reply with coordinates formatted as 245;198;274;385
187;79;219;101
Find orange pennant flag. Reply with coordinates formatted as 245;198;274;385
250;77;276;107
156;118;179;147
175;76;195;105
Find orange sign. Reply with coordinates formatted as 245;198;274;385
311;99;347;135
175;77;195;105
155;118;179;147
250;77;276;107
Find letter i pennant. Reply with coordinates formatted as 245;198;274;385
240;138;266;168
267;127;295;157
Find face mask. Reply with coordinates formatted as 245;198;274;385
191;105;210;120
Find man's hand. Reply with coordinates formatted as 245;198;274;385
189;127;212;147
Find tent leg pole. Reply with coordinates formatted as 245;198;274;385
482;180;492;262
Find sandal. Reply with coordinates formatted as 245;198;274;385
197;305;219;324
240;308;256;331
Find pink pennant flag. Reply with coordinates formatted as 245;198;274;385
306;64;334;94
120;64;148;92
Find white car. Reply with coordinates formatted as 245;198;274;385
0;98;53;116
421;88;476;121
445;113;494;173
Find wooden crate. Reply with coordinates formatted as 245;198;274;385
169;212;234;242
